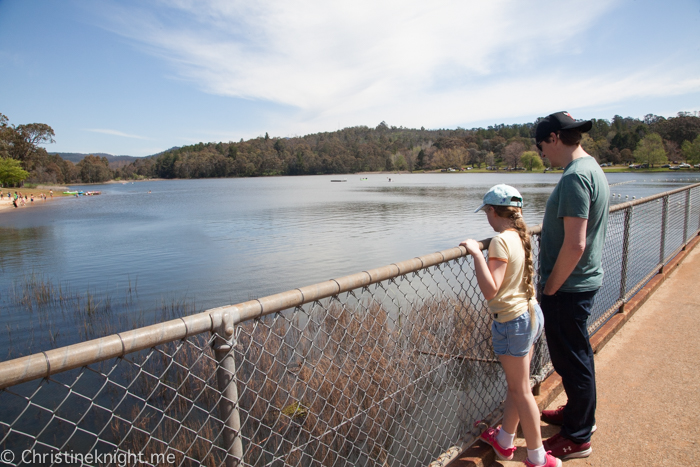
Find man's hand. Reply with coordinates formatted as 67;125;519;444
543;216;587;295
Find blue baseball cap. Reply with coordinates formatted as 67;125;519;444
474;184;523;213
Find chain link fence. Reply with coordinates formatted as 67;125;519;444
0;183;698;467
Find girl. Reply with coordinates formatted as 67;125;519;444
460;184;558;467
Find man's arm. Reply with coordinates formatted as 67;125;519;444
542;216;587;295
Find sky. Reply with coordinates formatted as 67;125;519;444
1;0;700;157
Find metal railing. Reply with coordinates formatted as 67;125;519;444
0;183;698;467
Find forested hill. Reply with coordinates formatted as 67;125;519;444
52;153;140;168
114;114;700;180
2;111;700;185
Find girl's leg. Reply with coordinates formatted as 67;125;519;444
501;388;519;436
499;346;542;449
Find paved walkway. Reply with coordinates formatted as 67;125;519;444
447;239;700;467
491;244;700;467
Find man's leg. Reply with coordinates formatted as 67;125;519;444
541;290;597;444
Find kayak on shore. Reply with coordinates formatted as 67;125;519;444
63;191;101;196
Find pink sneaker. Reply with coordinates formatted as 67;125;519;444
524;451;562;467
543;432;592;459
480;426;516;461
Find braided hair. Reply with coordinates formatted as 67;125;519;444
491;205;535;299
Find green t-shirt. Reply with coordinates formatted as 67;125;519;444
540;156;610;292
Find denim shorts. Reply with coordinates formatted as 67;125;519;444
491;304;544;357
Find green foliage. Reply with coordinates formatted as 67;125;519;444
4;110;700;183
633;133;668;167
281;401;308;419
393;153;407;170
0;157;30;186
655;114;700;147
520;151;544;171
0;113;79;184
581;133;611;161
77;155;113;183
681;135;700;164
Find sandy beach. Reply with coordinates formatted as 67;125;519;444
0;186;68;213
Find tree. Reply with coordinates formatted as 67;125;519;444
608;148;621;165
588;118;611;141
416;149;426;169
0;114;11;158
77;155;113;183
620;148;633;164
0;157;30;186
681;135;700;164
520;151;544;171
393;153;407;171
656;115;700;147
9;123;55;161
503;141;525;168
633;133;667;168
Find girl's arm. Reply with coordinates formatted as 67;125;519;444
460;239;507;300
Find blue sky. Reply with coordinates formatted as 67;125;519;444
1;0;699;157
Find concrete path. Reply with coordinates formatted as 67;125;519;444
488;244;700;466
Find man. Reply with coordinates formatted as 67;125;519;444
536;112;609;460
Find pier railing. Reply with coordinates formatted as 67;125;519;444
0;183;698;466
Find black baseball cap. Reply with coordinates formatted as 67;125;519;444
535;111;593;144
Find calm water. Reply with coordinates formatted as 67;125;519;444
1;172;698;356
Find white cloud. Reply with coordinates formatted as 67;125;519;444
92;0;700;138
84;128;150;140
97;1;615;104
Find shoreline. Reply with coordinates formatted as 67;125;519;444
0;186;68;214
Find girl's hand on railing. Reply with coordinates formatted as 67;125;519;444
460;239;481;257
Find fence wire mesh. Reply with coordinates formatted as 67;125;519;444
0;184;699;467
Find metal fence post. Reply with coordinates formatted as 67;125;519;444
698;186;700;232
618;206;632;312
683;189;691;247
213;311;244;467
660;195;668;272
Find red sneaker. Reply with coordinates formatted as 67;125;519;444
524;451;562;467
540;405;565;425
480;426;516;461
541;406;597;433
543;432;592;459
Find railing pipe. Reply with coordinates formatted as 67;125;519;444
684;189;691;246
618;206;632;312
608;182;700;214
213;310;244;467
0;310;225;389
660;195;668;270
0;241;491;390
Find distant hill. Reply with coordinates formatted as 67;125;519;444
51;152;137;168
50;151;179;169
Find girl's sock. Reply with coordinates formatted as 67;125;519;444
527;446;546;466
496;427;515;448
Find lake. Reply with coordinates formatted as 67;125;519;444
1;171;698;357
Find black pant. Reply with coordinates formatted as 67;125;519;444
540;289;598;443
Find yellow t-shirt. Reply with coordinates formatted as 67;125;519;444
487;229;530;323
